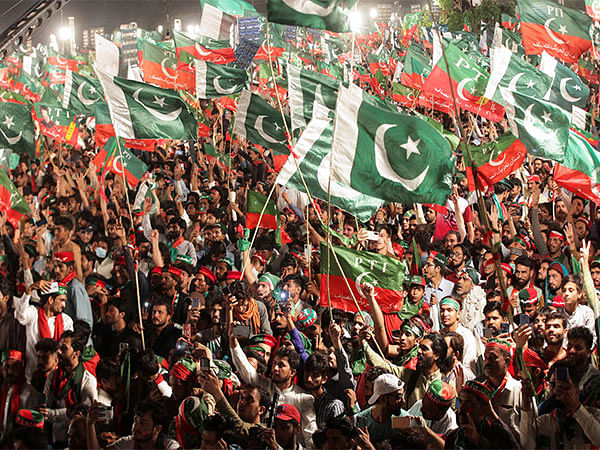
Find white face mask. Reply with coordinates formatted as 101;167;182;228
251;267;260;279
95;247;107;259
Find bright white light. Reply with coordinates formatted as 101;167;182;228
369;8;378;19
59;26;71;41
349;11;362;32
157;25;164;34
194;25;200;35
136;28;142;37
49;34;58;51
186;25;195;35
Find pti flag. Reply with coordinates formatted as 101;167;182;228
95;68;197;140
464;133;527;192
267;0;351;32
0;101;36;158
330;83;455;205
32;103;79;147
423;41;505;122
320;243;406;313
0;167;30;227
554;128;600;204
174;31;235;67
138;38;179;90
246;189;278;229
518;0;592;64
92;137;148;188
62;70;104;116
276;106;383;222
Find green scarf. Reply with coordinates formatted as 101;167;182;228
398;296;424;320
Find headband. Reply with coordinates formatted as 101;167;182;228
440;297;460;311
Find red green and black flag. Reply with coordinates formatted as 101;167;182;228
0;167;30;227
554;128;600;204
32;103;79;147
518;0;592;64
464;133;527;192
92;137;148;188
319;243;406;313
246;189;289;245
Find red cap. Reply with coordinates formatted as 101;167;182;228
54;251;74;263
551;295;565;308
167;266;184;279
199;266;216;284
8;350;22;361
151;266;163;276
227;271;243;280
528;175;540;183
275;404;301;424
251;253;267;266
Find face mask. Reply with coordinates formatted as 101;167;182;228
251;267;260;279
95;247;107;259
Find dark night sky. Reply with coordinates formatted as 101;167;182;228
0;0;248;46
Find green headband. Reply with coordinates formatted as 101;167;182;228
440;297;460;311
401;322;424;339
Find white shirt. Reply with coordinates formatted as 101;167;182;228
13;294;74;381
408;399;457;437
566;304;596;345
455;324;479;374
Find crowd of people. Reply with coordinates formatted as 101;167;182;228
1;9;600;450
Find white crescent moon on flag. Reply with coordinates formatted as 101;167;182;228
488;150;506;167
281;0;336;17
0;128;22;145
593;0;600;14
355;272;372;298
112;155;124;174
160;57;177;80
559;78;582;103
195;44;213;58
456;78;471;102
213;76;238;95
508;72;524;92
77;82;98;106
374;124;429;191
544;18;566;45
132;88;182;122
524;104;558;141
318;151;362;199
254;115;285;144
55;55;68;65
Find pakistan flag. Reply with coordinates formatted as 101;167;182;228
0;102;36;158
276;104;382;222
330;83;455;205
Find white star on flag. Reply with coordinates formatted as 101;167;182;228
574;85;582;91
542;111;551;124
89;86;96;94
152;96;166;108
558;25;568;34
526;80;535;89
2;115;14;130
401;136;421;159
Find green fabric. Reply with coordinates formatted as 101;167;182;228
398;296;424;320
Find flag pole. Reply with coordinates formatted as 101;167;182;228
114;136;146;350
425;0;534;399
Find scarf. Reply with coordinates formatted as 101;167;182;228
61;270;77;285
0;381;22;426
398;296;424;321
52;363;85;408
81;346;99;377
396;345;419;370
234;299;261;334
38;307;64;340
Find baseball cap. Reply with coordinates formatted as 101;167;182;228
410;275;426;287
275;404;301;424
369;373;404;404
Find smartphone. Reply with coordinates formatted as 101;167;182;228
191;297;201;309
200;357;211;372
232;324;251;338
366;231;379;241
557;366;570;382
97;404;113;423
483;327;493;339
500;323;510;334
229;191;236;203
183;323;192;340
36;216;47;227
304;244;311;261
392;416;416;429
119;342;129;353
176;338;194;353
222;286;230;296
46;281;58;293
518;313;530;326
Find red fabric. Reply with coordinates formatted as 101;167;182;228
83;353;100;377
0;382;21;424
38;308;64;341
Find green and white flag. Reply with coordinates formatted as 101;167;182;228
0;101;35;158
500;87;570;163
195;59;247;99
200;3;236;41
267;0;351;32
330;83;455;205
484;46;552;104
540;51;590;111
276;104;383;222
233;89;289;154
95;67;197;140
202;0;258;16
62;70;104;116
287;65;338;131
